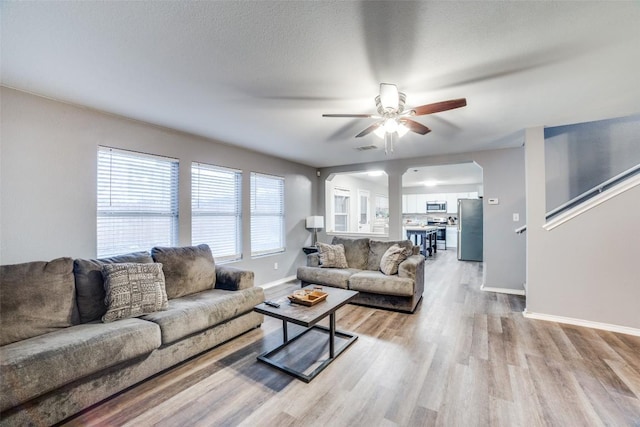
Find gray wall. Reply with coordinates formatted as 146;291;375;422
317;146;527;292
526;126;640;330
0;87;317;285
545;114;640;212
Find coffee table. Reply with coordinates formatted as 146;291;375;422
253;285;358;382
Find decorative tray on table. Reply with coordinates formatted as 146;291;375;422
288;289;328;306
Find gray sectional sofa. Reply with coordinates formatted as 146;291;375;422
0;244;264;426
297;237;425;313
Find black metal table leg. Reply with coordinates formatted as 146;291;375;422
329;313;335;358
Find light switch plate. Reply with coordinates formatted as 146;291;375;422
488;198;499;205
513;213;520;222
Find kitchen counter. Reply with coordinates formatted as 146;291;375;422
405;225;439;231
404;226;438;256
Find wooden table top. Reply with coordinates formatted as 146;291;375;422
254;285;358;328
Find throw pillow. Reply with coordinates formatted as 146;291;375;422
379;244;411;276
102;263;168;323
151;244;216;299
73;251;154;323
317;243;349;268
0;257;77;346
331;237;370;269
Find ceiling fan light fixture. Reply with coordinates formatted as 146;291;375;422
397;122;410;137
373;126;386;139
384;118;399;133
379;83;399;110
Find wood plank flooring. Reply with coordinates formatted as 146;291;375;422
62;250;640;426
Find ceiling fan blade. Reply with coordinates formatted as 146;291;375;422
411;98;467;116
355;122;383;138
322;114;376;118
399;118;431;135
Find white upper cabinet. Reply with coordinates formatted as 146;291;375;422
404;194;418;213
446;194;459;213
403;191;480;214
416;194;428;213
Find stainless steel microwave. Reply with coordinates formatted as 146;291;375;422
426;201;447;212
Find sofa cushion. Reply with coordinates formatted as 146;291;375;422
0;258;78;346
349;270;415;297
367;239;414;271
331;237;370;269
151;244;216;299
296;266;361;289
140;287;264;345
74;251;154;323
101;263;169;322
380;244;412;275
0;318;160;412
317;242;349;268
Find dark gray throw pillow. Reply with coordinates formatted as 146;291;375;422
331;237;370;269
151;244;216;299
0;257;77;346
73;251;154;323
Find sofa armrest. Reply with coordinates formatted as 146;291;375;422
397;254;422;279
398;254;425;297
215;265;255;291
306;253;320;267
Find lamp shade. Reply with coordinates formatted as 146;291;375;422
306;216;324;229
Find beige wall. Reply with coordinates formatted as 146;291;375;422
0;87;317;285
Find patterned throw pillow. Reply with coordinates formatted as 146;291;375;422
379;244;411;275
317;243;349;268
101;263;169;323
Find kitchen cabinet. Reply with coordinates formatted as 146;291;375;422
404;191;479;214
446;192;480;214
403;194;418;213
446;225;458;248
446;194;459;214
416;194;428;213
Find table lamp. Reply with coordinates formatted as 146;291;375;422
306;216;324;246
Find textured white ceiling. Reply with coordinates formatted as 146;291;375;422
2;1;639;168
348;162;482;188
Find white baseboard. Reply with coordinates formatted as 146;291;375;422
523;310;640;337
260;275;297;289
480;284;526;296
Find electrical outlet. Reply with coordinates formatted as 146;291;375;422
513;213;519;222
274;262;278;270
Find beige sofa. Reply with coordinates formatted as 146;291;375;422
0;245;264;426
297;237;425;313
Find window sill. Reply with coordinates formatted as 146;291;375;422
326;231;389;239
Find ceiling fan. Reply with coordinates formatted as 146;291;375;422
323;83;466;153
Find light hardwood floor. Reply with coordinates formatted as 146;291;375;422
63;250;640;426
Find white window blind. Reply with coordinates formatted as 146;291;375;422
333;188;350;232
250;172;285;256
97;147;179;257
192;162;242;262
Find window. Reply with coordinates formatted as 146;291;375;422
358;189;370;232
250;172;285;256
333;188;350;232
375;194;389;220
374;194;389;234
192;162;242;262
97;147;178;258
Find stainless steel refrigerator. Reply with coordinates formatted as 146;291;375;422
457;199;483;261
